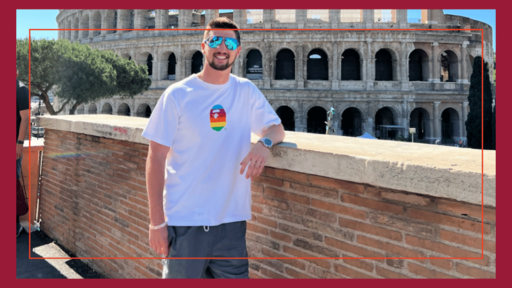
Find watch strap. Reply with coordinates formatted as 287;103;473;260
17;140;24;145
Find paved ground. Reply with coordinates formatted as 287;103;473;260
16;225;102;279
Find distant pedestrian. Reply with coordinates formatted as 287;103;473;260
16;66;30;237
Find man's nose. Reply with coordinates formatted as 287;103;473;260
217;40;228;52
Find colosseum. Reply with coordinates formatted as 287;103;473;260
55;9;494;144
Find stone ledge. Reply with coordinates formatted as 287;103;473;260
39;115;495;207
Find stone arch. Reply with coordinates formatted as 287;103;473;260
307;48;329;80
191;51;204;75
341;107;364;137
101;102;113;114
76;104;85;115
441;107;460;143
104;10;117;34
117;103;131;116
144;10;157;29
276;106;295;131
73;16;79;41
80;13;90;39
275;48;295;80
121;52;132;60
341;48;362;80
119;9;135;32
160;51;176;80
408;49;429;81
67;19;72;40
375;106;399;139
91;10;102;37
88;103;98;114
139;51;153;76
246;49;263;80
409;107;431;140
136;103;152;118
440;50;459;82
375;48;397;81
307;106;327;134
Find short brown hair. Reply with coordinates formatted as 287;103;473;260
203;17;241;46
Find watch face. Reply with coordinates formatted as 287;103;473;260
264;138;272;146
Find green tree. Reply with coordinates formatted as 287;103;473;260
465;56;493;149
16;38;151;115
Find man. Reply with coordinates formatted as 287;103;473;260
16;68;30;237
142;17;285;279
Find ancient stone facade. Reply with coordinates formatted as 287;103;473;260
55;9;494;144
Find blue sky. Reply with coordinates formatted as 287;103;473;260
17;9;496;51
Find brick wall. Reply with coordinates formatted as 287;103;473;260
38;125;496;279
247;168;496;279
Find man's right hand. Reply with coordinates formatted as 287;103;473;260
149;226;170;257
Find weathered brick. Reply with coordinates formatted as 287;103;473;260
254;214;278;229
270;230;292;243
455;263;495;278
407;263;456;278
264;187;310;205
263;167;308;184
289;203;337;224
262;206;302;225
436;199;495;222
357;235;427;262
311;199;366;220
307;265;341;278
342;194;404;215
251;204;263;214
309;175;364;194
333;264;375;278
375;265;410;278
261;248;306;271
439;229;496;253
259;267;288;279
246;231;281;251
278;223;323;242
368;213;437;238
407;208;491;235
253;258;285;273
251;183;263;193
247;222;269;236
290;183;338;199
285;267;313;278
282;245;332;270
293;238;339;257
325;237;385;261
343;258;374;272
429;259;453;271
302;218;355;242
405;235;490;266
339;218;403;242
253;175;284;187
385;259;404;269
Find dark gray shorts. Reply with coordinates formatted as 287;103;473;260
162;220;249;279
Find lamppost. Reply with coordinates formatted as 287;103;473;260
409;127;416;143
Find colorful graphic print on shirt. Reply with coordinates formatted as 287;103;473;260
210;104;226;131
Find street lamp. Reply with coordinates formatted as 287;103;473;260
409;127;416;143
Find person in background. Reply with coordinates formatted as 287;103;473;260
17;66;30;237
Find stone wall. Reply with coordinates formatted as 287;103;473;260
38;115;496;278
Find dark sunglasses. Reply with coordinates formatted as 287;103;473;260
203;36;239;51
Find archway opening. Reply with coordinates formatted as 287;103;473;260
307;49;328;80
118;103;131;116
92;11;101;37
81;14;90;39
168;53;176;80
246;49;263;80
375;49;393;81
409;108;430;141
102;103;113;115
307;106;327;134
441;108;460;144
341;49;361;80
275;49;295;80
441;50;458;82
341;108;362;137
409;49;429;81
147;54;153;76
375;107;396;139
276;106;295;131
88;103;98;114
76;104;85;115
192;51;203;74
136;104;152;118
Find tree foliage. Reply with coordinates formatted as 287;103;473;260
465;56;494;149
16;38;151;115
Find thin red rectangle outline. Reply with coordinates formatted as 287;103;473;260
27;27;487;261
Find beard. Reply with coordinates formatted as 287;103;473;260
207;53;236;71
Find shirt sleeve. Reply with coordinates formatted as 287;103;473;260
141;90;180;148
18;86;29;111
250;85;281;137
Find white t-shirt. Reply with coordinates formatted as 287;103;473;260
142;74;281;226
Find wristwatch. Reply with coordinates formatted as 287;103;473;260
17;140;24;145
258;137;273;149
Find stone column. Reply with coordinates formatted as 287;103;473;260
296;10;307;29
159;60;168;81
431;42;439;82
100;11;108;36
134;10;145;29
461;101;468;139
205;10;219;27
117;10;124;34
297;44;304;89
433;101;441;140
156;9;169;32
329;10;340;29
264;40;271;88
396;9;407;28
233;10;247;28
89;15;95;39
78;16;86;40
185;59;192;77
363;9;374;29
332;42;339;89
179;10;192;31
263;10;275;29
460;41;469;84
366;40;374;90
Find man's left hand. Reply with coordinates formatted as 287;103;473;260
240;142;270;180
